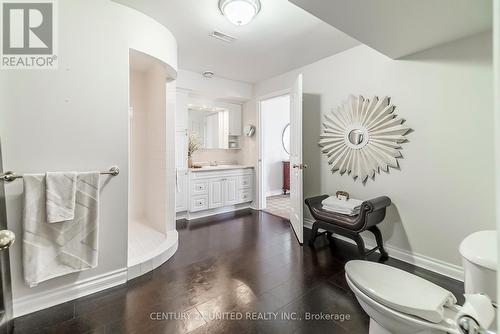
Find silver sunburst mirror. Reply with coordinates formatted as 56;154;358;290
319;95;411;182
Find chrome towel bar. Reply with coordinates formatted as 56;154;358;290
0;166;120;183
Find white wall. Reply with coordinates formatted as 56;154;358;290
129;70;148;221
130;61;169;235
252;32;494;274
238;100;258;167
262;95;290;197
0;0;177;316
176;69;253;101
144;63;169;235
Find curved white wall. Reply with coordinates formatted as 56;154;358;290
0;0;177;316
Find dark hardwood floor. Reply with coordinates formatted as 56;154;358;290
14;209;464;334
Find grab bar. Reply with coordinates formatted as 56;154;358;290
0;166;120;182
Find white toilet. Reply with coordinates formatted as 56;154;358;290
459;230;497;304
345;230;497;334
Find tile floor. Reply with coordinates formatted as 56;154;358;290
263;194;290;220
128;220;167;267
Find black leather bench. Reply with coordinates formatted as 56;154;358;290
305;195;391;259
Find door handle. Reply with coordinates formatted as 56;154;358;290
0;171;16;182
0;230;15;250
292;164;308;169
175;170;179;192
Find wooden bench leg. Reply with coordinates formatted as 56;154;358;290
326;232;336;245
369;226;388;259
352;233;367;260
308;222;319;246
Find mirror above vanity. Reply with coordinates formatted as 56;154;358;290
188;98;242;150
189;106;229;149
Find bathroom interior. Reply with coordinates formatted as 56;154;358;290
0;0;499;333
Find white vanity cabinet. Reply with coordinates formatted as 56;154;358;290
175;91;190;214
223;176;239;205
175;128;188;214
209;178;224;208
227;104;242;136
188;168;253;218
175;170;189;212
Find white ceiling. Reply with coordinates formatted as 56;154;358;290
114;0;360;83
289;0;493;59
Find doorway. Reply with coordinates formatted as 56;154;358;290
259;94;291;220
257;74;304;244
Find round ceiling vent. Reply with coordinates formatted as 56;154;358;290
203;71;215;78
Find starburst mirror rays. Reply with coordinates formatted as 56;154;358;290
319;95;411;182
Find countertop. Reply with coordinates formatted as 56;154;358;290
189;165;254;172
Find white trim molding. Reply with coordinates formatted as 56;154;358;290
186;203;252;220
13;268;128;318
304;219;464;282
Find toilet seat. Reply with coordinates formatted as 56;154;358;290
345;261;458;323
346;273;460;334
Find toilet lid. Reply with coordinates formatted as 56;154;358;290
459;230;497;271
345;260;457;323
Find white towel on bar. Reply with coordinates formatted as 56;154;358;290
23;172;100;287
45;171;77;223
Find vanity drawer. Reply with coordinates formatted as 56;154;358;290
190;195;209;212
239;175;253;189
239;189;253;203
191;180;208;195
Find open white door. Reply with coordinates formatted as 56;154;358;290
289;74;304;244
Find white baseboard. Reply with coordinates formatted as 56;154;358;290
304;219;464;282
13;268;128;318
266;190;285;197
176;211;187;220
186;203;251;220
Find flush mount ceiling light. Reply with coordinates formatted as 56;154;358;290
219;0;261;26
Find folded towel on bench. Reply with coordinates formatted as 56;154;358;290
321;196;363;216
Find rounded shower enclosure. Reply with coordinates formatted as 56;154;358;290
122;8;179;278
128;49;179;278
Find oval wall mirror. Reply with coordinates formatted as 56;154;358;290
282;123;290;155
